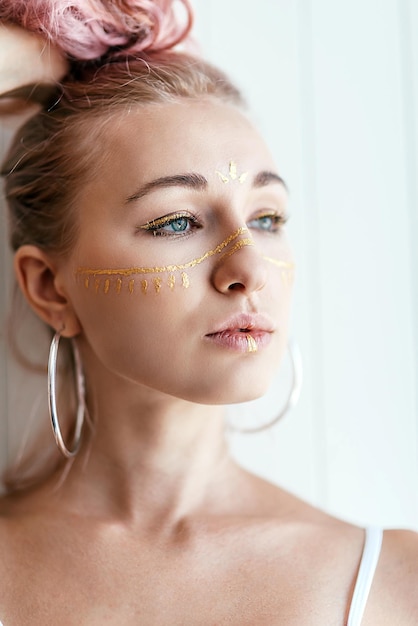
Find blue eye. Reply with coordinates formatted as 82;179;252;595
163;217;190;233
139;212;201;237
248;213;288;233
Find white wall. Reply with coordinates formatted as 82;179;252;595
193;0;418;529
0;0;417;528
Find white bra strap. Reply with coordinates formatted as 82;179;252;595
347;527;383;626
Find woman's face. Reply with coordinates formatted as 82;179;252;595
61;99;294;404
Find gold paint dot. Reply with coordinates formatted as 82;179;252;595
181;272;190;289
104;279;110;294
141;279;148;294
116;278;122;294
128;279;135;294
153;278;162;293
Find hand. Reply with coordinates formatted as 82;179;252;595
0;22;68;96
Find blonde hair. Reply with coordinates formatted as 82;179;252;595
1;52;242;493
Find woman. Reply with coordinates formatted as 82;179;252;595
0;2;417;624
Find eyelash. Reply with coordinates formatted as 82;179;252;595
138;212;202;237
247;212;289;233
138;211;288;237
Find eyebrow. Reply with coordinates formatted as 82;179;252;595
253;171;288;191
125;169;287;203
126;173;207;202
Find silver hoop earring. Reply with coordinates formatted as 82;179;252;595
228;339;303;434
48;330;86;458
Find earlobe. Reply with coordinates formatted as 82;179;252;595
14;245;81;337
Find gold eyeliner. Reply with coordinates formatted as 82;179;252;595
139;212;191;231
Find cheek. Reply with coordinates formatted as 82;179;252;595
69;270;200;376
78;270;192;297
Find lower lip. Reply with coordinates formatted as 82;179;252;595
205;330;272;353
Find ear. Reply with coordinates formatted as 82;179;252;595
14;245;81;338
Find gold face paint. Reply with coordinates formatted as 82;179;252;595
246;334;258;353
76;227;294;296
263;257;295;287
76;227;251;295
216;160;248;184
153;278;162;293
219;238;254;261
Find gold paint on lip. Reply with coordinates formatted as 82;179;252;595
75;226;248;278
246;334;258;353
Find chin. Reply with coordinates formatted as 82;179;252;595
194;378;273;406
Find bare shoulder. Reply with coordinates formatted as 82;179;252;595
364;528;418;624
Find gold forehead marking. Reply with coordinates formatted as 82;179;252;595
116;278;122;294
76;226;248;278
181;272;190;288
141;279;148;294
216;160;248;184
168;274;176;290
128;279;135;294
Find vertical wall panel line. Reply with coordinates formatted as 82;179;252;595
397;0;418;480
297;0;328;506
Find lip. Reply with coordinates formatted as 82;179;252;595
205;313;275;353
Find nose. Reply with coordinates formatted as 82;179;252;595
211;236;268;295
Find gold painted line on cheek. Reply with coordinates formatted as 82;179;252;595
263;257;295;270
181;272;190;288
263;257;295;287
218;238;254;261
84;277;90;290
141;279;148;294
95;278;100;294
104;279;110;294
129;279;135;294
116;278;122;294
75;226;248;277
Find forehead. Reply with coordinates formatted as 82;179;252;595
98;99;275;177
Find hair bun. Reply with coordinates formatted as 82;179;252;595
0;0;193;61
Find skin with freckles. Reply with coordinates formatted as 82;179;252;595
0;99;417;626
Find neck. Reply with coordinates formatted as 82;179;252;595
54;385;235;529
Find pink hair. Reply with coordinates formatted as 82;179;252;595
0;0;193;60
